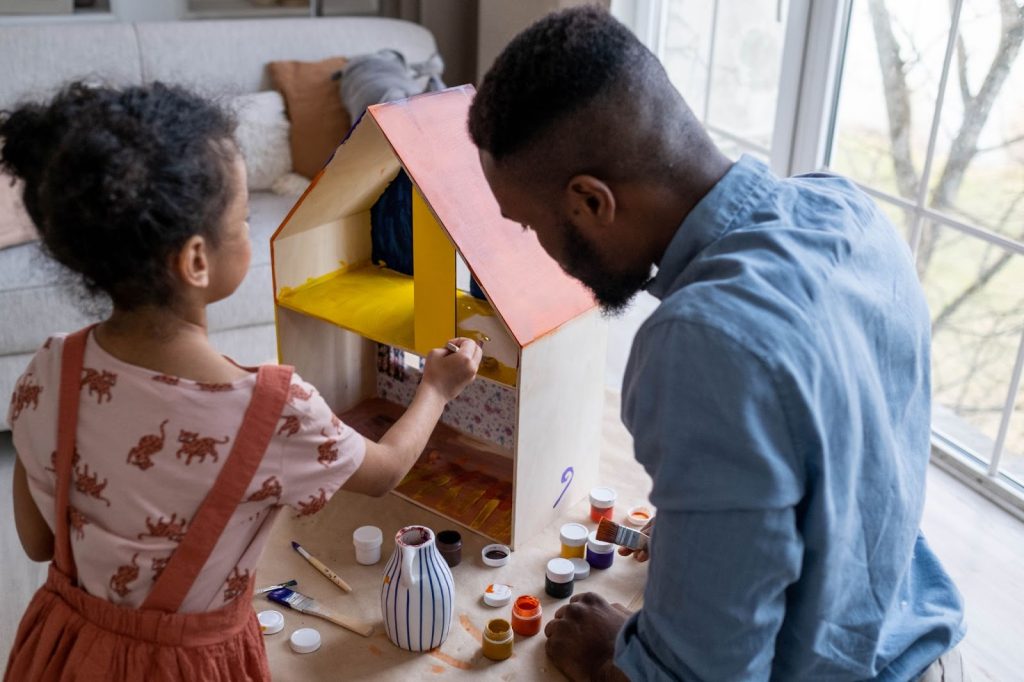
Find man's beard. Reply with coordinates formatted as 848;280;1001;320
560;220;651;316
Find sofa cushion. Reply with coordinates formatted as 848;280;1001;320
133;17;437;95
0;23;142;109
268;55;350;179
0;191;293;356
229;91;292;191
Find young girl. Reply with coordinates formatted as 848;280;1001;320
2;82;480;681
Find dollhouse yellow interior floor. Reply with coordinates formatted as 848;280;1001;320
341;398;514;545
276;265;518;385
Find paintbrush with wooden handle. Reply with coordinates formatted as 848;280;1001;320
596;518;650;551
267;587;374;637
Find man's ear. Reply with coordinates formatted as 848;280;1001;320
565;174;616;233
174;235;211;289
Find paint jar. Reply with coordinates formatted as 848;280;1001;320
436;530;463;568
353;526;383;565
625;505;653;527
589;486;617;523
586;531;615;570
482;544;510;567
570;557;590;581
482;618;514;661
545;558;575;599
559;523;589;559
511;595;543;637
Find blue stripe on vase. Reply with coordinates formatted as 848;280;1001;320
382;551;398;643
418;548;424;651
394;559;402;649
405;590;411;652
427;544;437;649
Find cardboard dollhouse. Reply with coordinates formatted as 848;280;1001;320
270;86;606;548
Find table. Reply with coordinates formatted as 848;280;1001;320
255;391;653;680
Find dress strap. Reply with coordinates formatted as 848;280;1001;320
52;326;96;580
141;364;294;613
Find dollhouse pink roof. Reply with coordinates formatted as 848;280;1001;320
368;86;596;347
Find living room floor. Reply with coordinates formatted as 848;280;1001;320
2;434;1022;678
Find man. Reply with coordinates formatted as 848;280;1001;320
468;7;966;682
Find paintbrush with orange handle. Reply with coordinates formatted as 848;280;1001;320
596;518;650;551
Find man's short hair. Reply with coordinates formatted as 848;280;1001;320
468;6;645;162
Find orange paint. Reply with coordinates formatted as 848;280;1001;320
429;649;474;670
368;644;383;657
430;665;445;674
511;596;542;637
369;88;597;347
459;613;482;641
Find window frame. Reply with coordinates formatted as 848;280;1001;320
616;0;1024;518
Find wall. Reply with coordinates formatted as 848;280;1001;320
476;0;609;81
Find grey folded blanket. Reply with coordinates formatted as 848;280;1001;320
333;49;445;122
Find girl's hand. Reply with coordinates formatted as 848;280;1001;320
421;338;482;402
618;518;654;563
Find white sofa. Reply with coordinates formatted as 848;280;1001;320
0;17;437;429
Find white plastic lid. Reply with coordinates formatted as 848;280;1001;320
258;609;284;635
559;523;589;547
482;544;511;567
289;627;322;654
483;583;513;607
587;531;615;554
353;525;383;548
570;558;590;580
546;558;575;584
589;486;617;509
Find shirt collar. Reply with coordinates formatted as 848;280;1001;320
646;154;777;300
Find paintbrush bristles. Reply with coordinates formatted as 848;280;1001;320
596;518;649;550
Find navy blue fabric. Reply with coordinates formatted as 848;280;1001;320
371;169;414;276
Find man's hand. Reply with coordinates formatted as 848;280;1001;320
544;592;632;682
619;518;653;562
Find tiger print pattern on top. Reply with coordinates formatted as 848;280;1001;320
7;332;366;613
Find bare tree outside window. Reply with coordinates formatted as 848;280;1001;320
832;0;1024;482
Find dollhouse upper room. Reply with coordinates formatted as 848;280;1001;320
270;85;608;548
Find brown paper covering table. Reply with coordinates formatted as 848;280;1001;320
256;391;652;680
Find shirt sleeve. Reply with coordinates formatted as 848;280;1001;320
615;319;804;680
272;374;366;515
8;335;62;529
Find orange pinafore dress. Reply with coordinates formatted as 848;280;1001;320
4;327;293;681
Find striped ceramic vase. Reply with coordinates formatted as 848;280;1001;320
381;525;455;652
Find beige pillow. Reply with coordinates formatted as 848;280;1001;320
0;170;37;250
268;56;351;180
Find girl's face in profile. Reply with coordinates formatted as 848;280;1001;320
206;153;252;304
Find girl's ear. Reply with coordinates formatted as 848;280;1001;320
175;235;211;289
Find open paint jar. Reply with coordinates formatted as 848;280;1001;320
559;523;589;559
511;595;542;637
482;619;514;661
482;544;510;567
436;530;463;567
589;486;617;523
586;531;615;570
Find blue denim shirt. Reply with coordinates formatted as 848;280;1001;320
614;156;965;681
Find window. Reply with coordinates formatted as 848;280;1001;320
615;0;1024;509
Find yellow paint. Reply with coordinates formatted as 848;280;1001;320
413;187;456;355
276;265;416;350
455;292;518;386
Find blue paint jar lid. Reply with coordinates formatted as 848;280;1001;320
587;531;615;554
